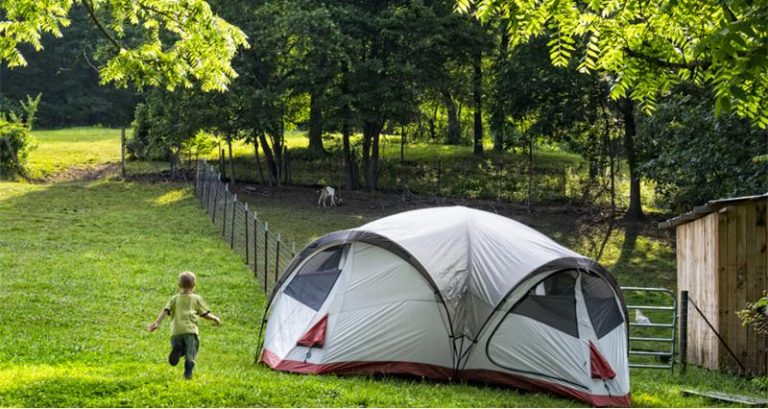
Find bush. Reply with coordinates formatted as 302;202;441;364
127;102;170;161
737;291;768;335
0;95;40;179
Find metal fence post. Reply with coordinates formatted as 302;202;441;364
221;185;228;237
211;177;220;223
121;128;126;178
230;194;236;249
680;290;689;375
198;165;205;206
205;168;213;212
208;166;216;211
264;222;269;291
275;232;281;282
244;203;249;265
253;212;259;278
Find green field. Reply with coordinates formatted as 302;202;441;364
0;127;759;407
25;127;129;179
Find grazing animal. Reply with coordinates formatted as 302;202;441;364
317;186;338;208
635;309;651;325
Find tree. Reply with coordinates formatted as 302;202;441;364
282;1;350;155
494;37;614;210
638;90;768;211
0;7;138;128
2;0;249;92
458;0;768;129
129;89;212;176
339;0;463;191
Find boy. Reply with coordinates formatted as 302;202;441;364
147;271;221;379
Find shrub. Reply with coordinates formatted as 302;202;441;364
127;102;170;161
0;95;40;179
737;291;768;335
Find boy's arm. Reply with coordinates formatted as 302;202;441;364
201;312;222;326
147;308;170;332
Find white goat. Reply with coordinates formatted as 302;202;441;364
635;309;652;325
317;186;338;208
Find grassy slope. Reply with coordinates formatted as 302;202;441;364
26;128;129;179
0;127;757;407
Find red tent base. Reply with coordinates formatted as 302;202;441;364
260;349;631;407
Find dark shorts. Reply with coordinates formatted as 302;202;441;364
170;333;199;362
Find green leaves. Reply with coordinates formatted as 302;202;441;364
460;0;768;129
0;0;74;67
547;30;576;67
1;0;249;92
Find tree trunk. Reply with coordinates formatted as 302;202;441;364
492;19;509;153
622;99;644;220
526;133;534;213
257;131;277;185
227;136;236;187
342;117;356;190
340;65;356;190
400;125;406;162
362;125;371;189
443;92;459;145
473;47;484;157
429;104;438;140
253;135;266;185
272;118;284;187
308;91;324;154
362;120;383;191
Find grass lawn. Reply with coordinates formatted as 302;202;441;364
26;127;129;179
0;127;760;406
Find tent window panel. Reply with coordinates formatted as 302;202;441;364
284;246;345;311
512;271;579;337
582;273;623;338
296;246;344;276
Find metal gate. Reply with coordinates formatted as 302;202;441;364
620;287;677;371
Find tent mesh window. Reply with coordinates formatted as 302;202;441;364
511;270;579;337
284;245;346;311
581;272;623;338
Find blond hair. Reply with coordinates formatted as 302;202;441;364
178;271;197;289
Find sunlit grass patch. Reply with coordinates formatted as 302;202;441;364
152;188;190;206
27;127;127;179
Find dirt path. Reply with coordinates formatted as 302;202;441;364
37;163;121;183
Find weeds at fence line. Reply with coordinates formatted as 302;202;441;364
195;160;296;293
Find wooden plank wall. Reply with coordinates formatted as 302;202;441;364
758;200;768;375
677;212;719;369
717;199;768;376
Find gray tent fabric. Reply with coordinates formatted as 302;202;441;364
261;206;630;407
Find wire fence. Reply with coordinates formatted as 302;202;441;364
195;160;296;294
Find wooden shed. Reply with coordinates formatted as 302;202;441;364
660;193;768;375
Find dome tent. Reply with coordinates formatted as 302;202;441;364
259;206;630;406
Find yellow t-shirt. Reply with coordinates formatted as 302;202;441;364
164;293;210;336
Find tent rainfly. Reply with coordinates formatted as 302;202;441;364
260;206;630;406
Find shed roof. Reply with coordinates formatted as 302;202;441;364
659;193;768;229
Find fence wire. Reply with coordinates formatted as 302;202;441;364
195;160;296;294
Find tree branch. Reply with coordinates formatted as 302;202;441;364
624;47;710;70
720;2;738;22
134;0;184;27
81;0;123;51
